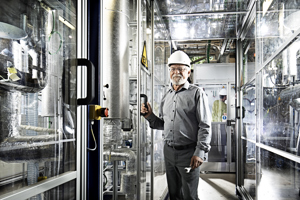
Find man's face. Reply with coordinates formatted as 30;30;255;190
169;64;191;85
222;96;227;102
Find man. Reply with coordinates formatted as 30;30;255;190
212;88;227;122
141;50;211;200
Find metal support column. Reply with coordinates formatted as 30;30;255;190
137;0;141;199
113;160;118;200
236;39;244;190
150;1;155;199
77;0;88;199
99;0;104;199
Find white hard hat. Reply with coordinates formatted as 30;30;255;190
167;51;191;68
219;88;227;96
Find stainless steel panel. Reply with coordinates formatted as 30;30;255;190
154;0;250;40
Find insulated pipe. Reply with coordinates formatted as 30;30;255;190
103;148;136;173
1;135;56;144
0;91;59;162
0;134;59;163
103;148;136;199
102;0;130;119
19;126;55;134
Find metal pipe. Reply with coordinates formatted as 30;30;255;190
19;125;56;133
103;148;136;173
102;0;130;119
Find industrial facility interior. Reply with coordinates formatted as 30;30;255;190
0;0;299;200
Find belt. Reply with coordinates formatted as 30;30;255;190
167;143;196;150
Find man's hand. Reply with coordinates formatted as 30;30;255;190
141;102;152;118
190;156;204;169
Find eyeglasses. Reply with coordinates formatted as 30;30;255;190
169;67;187;73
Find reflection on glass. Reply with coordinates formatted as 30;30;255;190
43;179;76;199
242;79;256;198
259;38;300;154
242;39;255;85
210;123;228;162
152;40;169;199
243;140;256;198
257;149;300;199
0;0;76;198
256;0;300;65
243;80;256;139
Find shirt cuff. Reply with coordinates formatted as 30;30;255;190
145;113;156;121
194;148;207;161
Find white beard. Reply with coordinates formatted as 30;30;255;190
171;74;187;85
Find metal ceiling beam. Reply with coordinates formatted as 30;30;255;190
238;0;256;40
155;38;235;42
176;40;222;45
185;53;218;56
220;39;228;55
162;11;247;17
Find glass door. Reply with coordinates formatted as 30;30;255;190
202;83;236;172
193;62;236;172
0;0;80;199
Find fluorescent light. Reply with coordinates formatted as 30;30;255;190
263;0;273;16
171;40;177;50
59;16;75;30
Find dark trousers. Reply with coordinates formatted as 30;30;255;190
164;144;201;200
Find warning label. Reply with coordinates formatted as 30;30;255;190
141;41;148;68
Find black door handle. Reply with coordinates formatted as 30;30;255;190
236;106;245;119
140;94;148;116
77;59;95;105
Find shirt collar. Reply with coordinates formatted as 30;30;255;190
169;81;190;92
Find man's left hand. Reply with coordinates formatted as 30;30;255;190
190;156;203;169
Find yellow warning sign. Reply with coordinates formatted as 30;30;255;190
141;41;148;68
